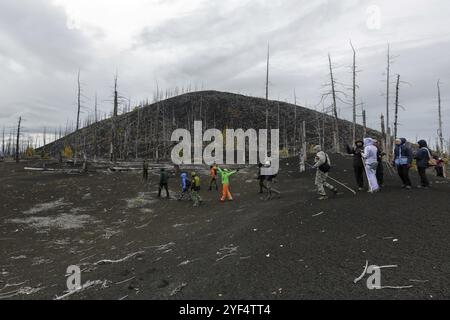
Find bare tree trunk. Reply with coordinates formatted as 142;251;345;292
350;41;357;146
385;44;392;157
328;53;340;153
2;127;5;156
393;74;400;142
111;74;119;163
299;121;306;173
293;89;297;155
437;80;444;156
265;43;270;129
16;117;21;163
381;113;386;146
75;70;81;164
362;109;367;138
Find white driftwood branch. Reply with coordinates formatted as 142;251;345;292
93;251;144;265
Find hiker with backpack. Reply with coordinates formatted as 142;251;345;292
209;164;219;191
393;138;413;189
178;172;192;201
158;168;170;198
312;145;338;200
414;140;434;188
217;166;238;202
263;160;281;200
346;140;365;191
362;138;380;193
374;140;386;188
191;172;202;206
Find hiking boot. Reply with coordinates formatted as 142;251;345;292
405;186;412;190
332;189;338;195
318;196;329;200
358;187;365;191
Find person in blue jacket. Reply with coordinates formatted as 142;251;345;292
178;172;191;201
414;140;431;188
393;138;413;189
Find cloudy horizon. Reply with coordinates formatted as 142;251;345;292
1;0;449;148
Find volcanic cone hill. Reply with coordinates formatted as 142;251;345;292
42;91;381;160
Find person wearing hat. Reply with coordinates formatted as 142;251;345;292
346;140;365;191
393;138;413;189
217;167;237;202
190;172;202;206
313;145;338;200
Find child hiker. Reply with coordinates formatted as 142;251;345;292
217;167;238;202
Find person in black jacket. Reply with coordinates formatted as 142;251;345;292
414;140;431;188
393;138;413;189
158;168;170;198
346;140;365;191
374;140;385;187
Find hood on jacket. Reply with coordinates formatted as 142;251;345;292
400;138;407;145
355;140;364;147
313;145;322;152
364;138;375;147
418;140;428;148
181;172;188;179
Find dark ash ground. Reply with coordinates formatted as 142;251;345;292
1;155;449;300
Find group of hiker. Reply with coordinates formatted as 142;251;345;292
141;159;283;206
312;137;447;200
139;137;446;205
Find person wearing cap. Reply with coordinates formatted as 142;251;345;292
190;172;202;206
217;166;238;202
263;160;281;200
313;145;338;200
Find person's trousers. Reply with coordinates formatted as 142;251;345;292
436;166;444;177
259;178;267;193
354;166;364;188
365;164;379;192
376;162;384;186
221;184;233;201
158;183;169;197
315;170;336;196
397;165;412;187
265;180;281;199
178;190;191;200
417;167;430;187
191;190;202;206
209;177;218;190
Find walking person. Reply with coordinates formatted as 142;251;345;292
218;167;238;202
190;172;202;206
142;160;149;182
374;140;385;188
263;160;281;200
257;163;268;194
158;168;170;198
209;164;219;191
346;140;365;191
178;172;191;201
393;138;413;189
313;145;338;200
414;140;432;189
362;138;380;193
434;156;445;178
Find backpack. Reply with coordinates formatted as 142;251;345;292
425;148;437;167
319;154;331;173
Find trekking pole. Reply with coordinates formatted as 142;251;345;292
306;162;357;195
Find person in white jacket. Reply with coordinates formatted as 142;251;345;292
362;138;380;193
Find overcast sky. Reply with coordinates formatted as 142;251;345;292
0;0;449;146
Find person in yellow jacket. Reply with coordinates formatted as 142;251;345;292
191;172;202;207
217;167;238;202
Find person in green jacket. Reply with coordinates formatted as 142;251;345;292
217;167;238;202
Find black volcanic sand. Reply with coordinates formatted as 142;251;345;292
0;155;449;300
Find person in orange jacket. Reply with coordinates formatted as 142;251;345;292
209;163;219;191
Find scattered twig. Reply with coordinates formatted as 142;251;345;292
312;211;324;217
55;280;104;300
354;260;369;284
170;283;187;296
115;277;136;285
93;251;144;265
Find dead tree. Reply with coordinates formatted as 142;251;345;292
2;127;5;156
381;113;386;145
299;121;307;173
265;43;270;129
15;117;21;163
110;74;119;163
393;74;401;142
437;80;444;156
384;44;396;158
75;69;82;164
328;53;340;153
362;109;367;138
293;89;298;155
350;41;358;146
